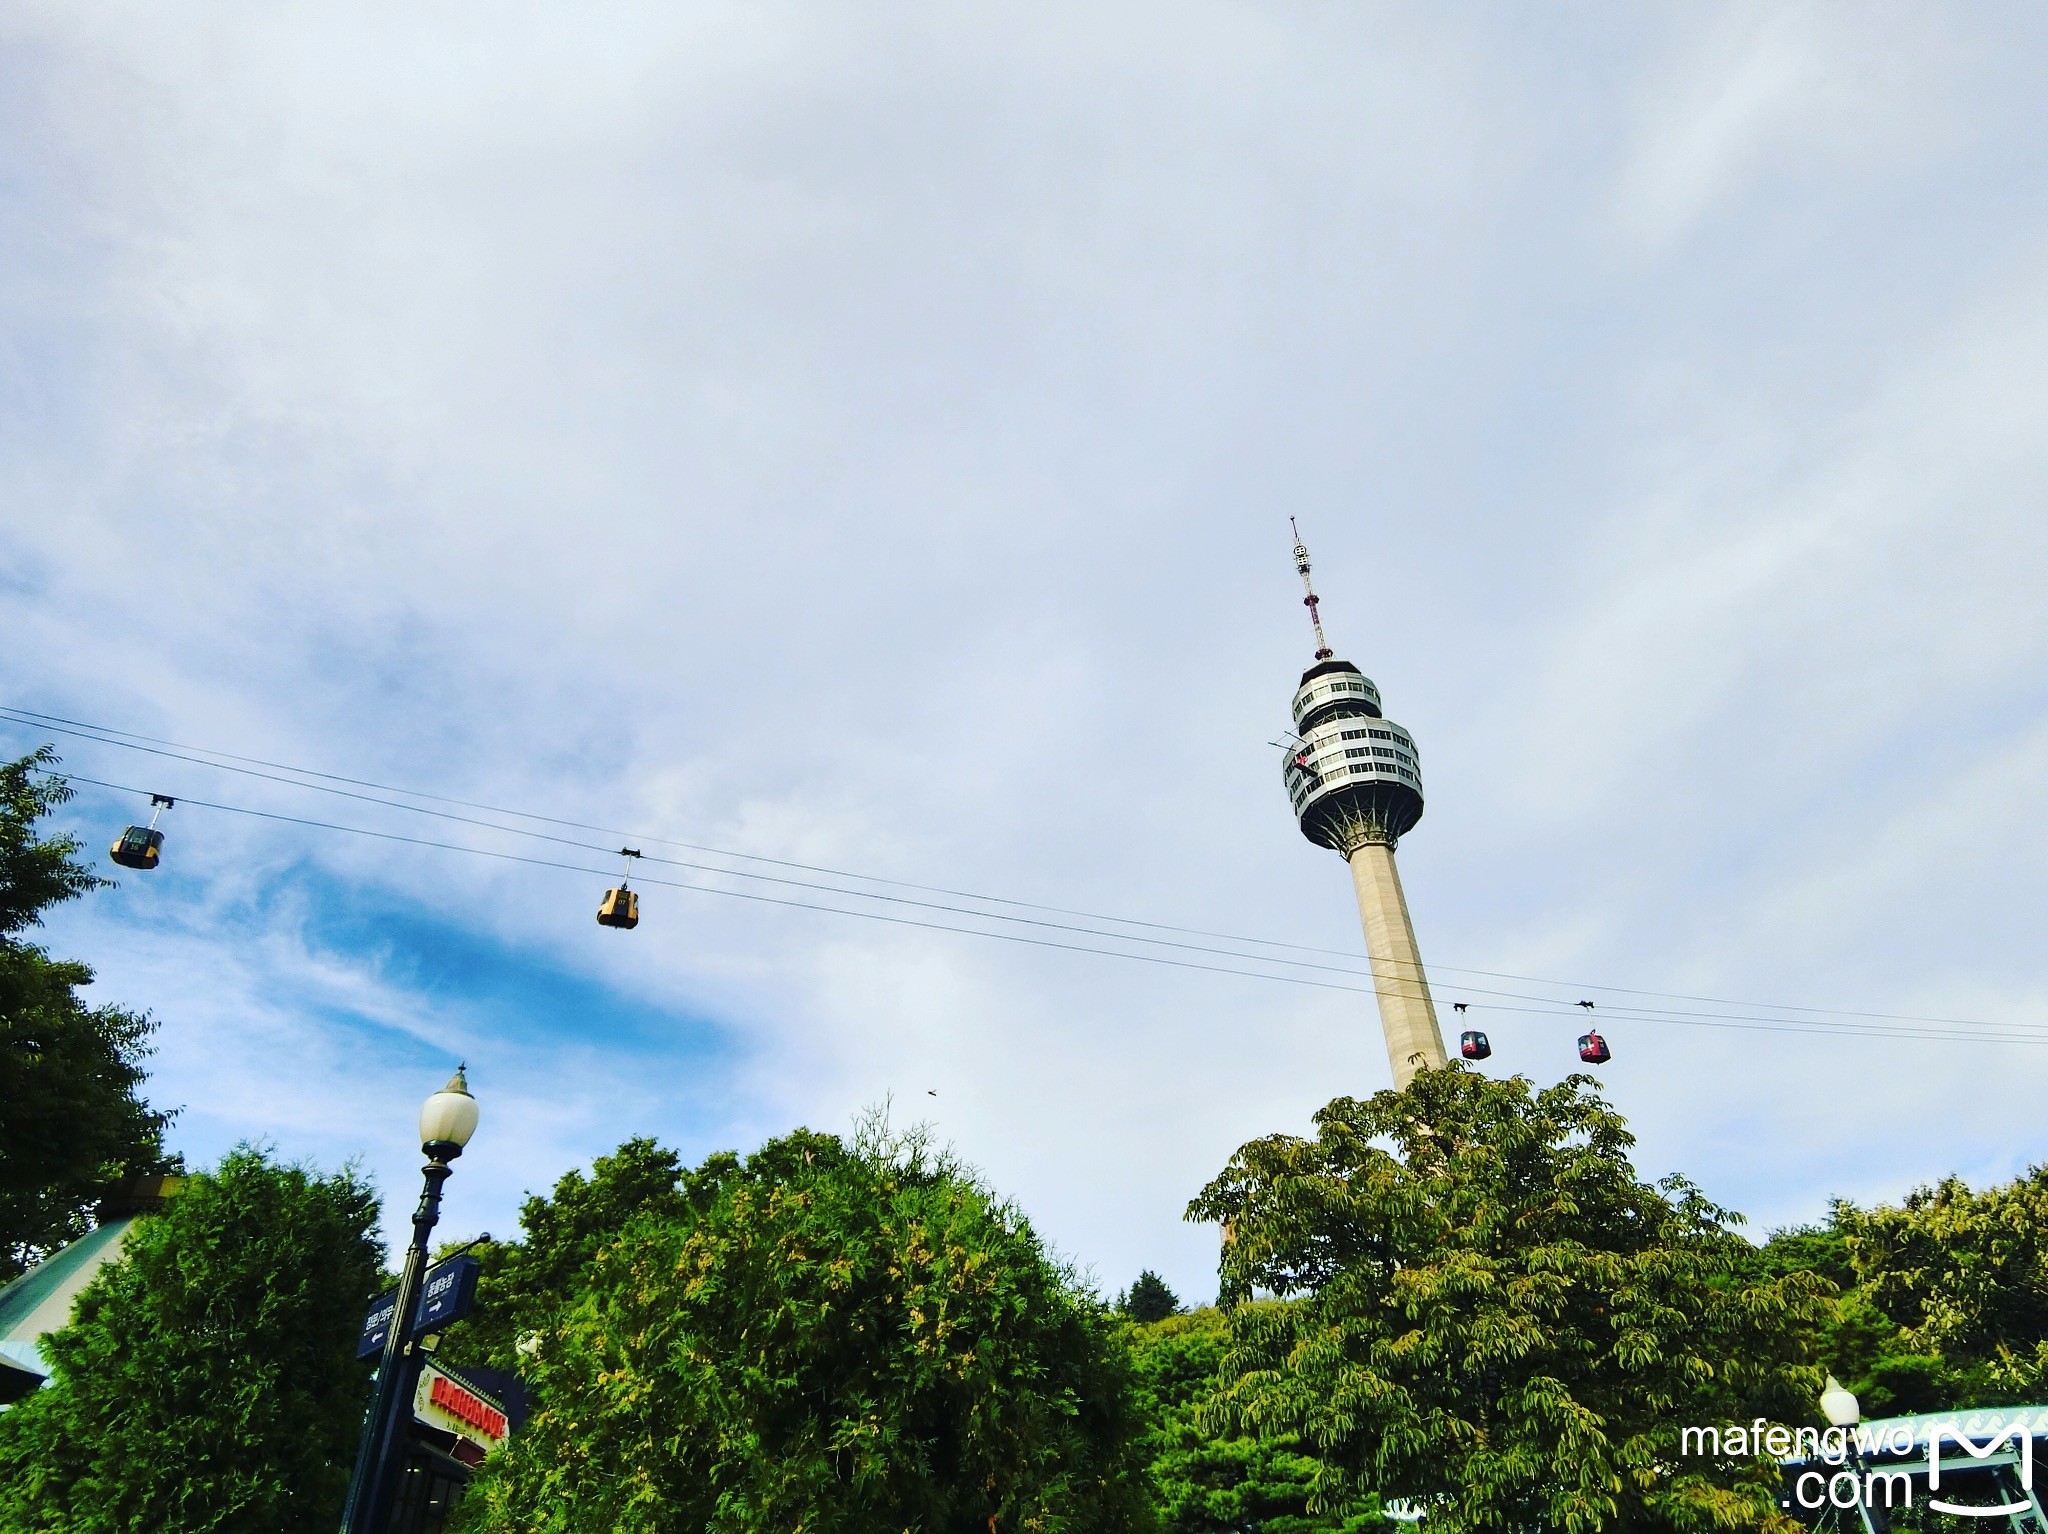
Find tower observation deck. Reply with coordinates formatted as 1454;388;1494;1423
1281;524;1447;1087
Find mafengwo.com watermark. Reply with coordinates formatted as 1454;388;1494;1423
1681;1413;2042;1517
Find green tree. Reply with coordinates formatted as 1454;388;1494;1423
0;749;175;1279
1188;1067;1830;1534
1815;1169;2048;1413
1750;1217;1942;1420
1127;1307;1375;1534
445;1136;690;1370
454;1121;1153;1534
0;1146;383;1533
1123;1269;1183;1324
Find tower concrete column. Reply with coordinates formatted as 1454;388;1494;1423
1344;838;1446;1088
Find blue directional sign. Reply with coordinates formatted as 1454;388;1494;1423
358;1290;402;1360
416;1255;480;1334
358;1255;482;1359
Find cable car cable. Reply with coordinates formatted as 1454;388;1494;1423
18;723;1482;978
7;705;2016;1028
19;720;2046;1039
8;708;2034;1034
41;767;2048;1049
48;769;1552;1001
43;742;2048;1036
19;718;1748;998
7;708;1342;935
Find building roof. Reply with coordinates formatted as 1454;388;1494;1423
0;1218;139;1394
1780;1404;2048;1466
1297;658;1363;685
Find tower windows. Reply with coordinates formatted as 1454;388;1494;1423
1291;693;1422;811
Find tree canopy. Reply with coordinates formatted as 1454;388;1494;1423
0;1146;383;1534
1126;1306;1376;1534
454;1121;1153;1534
1188;1066;1831;1534
446;1135;692;1372
0;749;175;1279
1757;1169;2048;1418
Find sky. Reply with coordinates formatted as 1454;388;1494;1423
4;3;2048;1303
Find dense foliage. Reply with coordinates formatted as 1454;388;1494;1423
1127;1307;1376;1534
1760;1170;2048;1418
1189;1067;1832;1534
446;1135;692;1371
0;1147;383;1534
0;750;174;1279
454;1121;1152;1534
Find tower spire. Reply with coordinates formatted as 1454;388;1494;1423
1290;518;1335;661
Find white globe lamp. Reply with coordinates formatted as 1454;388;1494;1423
419;1065;480;1157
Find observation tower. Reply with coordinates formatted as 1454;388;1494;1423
1280;523;1447;1087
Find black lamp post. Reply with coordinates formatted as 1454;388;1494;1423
338;1067;480;1534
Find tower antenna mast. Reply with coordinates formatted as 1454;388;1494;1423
1291;518;1334;661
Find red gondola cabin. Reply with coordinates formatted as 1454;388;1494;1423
1459;1030;1491;1060
1577;1031;1610;1065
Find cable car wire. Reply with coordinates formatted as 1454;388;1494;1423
38;765;2048;1050
16;720;1468;979
3;705;2021;1033
9;704;2039;1036
8;707;1330;933
37;733;2048;1039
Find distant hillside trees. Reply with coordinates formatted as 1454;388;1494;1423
1121;1268;1183;1324
0;1148;382;1534
453;1119;1152;1534
0;749;175;1280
